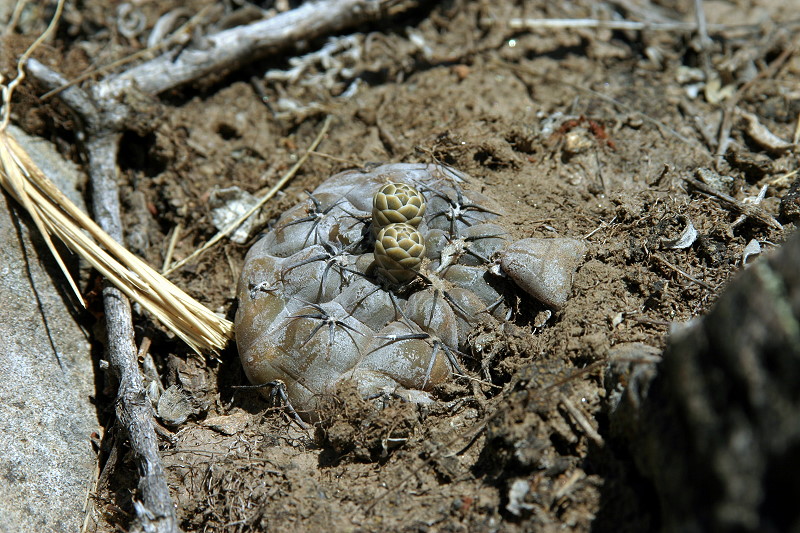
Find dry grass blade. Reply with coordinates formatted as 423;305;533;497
0;131;233;353
0;0;334;355
0;0;64;131
0;132;83;301
163;114;332;275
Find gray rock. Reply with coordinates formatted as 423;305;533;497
0;127;98;532
500;237;587;309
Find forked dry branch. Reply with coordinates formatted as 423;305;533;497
5;1;429;532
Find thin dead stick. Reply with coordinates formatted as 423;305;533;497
650;253;714;291
309;149;359;166
0;129;82;301
162;223;182;274
2;0;28;38
501;18;762;33
694;0;712;76
0;1;69;302
0;132;233;353
558;392;604;446
40;6;214;101
584;215;617;240
0;0;64;130
163;115;332;276
553;470;585;502
0;3;182;530
452;372;504;390
98;0;428;98
89;132;181;533
769;168;798;188
19;50;180;533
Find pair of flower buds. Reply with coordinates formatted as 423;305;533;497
371;183;427;284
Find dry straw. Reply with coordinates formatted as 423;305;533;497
0;0;234;354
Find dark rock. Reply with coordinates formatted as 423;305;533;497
609;230;800;532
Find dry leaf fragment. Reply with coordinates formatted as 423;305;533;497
742;239;762;266
661;216;698;249
739;110;794;153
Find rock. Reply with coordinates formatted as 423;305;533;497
500;237;587;309
608;230;800;532
157;385;195;426
0;126;98;531
201;412;250;435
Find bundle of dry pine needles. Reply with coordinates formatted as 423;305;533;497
0;0;233;354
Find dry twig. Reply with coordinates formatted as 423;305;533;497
684;174;782;230
16;63;183;533
2;2;182;532
650;253;714;291
693;0;712;75
558;392;604;446
0;132;234;352
97;0;427;98
498;17;760;33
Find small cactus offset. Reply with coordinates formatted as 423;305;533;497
374;222;426;284
372;182;427;228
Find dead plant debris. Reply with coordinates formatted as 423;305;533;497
2;0;797;531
